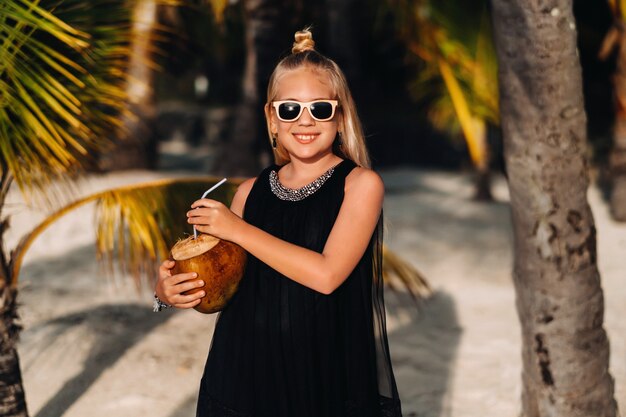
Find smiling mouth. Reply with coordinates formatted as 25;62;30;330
293;133;319;142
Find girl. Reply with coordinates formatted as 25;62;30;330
156;28;401;417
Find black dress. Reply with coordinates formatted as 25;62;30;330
196;159;402;417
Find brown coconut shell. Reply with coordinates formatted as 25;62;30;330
170;234;247;314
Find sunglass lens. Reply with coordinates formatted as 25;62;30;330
310;102;333;120
278;102;301;121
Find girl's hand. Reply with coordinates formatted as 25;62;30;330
155;259;206;309
187;198;245;242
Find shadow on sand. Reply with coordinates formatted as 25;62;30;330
385;290;461;417
18;240;461;417
167;394;198;417
26;304;175;417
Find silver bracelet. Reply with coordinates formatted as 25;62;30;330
153;293;172;312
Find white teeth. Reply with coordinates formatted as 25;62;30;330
294;134;317;141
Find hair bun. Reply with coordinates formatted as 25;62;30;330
292;28;315;54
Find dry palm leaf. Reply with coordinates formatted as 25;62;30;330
12;177;429;302
382;245;432;301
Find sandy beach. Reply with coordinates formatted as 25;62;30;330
8;166;626;417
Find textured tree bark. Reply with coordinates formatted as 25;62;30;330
608;24;626;220
490;1;618;416
0;169;28;416
0;284;28;417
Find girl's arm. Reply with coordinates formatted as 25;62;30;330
188;168;383;295
154;177;257;308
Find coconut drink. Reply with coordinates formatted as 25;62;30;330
170;233;247;314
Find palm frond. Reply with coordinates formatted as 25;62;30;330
438;58;486;167
471;8;499;125
11;177;430;301
382;246;431;301
1;0;182;202
0;0;135;200
384;0;499;153
11;177;241;288
428;94;460;136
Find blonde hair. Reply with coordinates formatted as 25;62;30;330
264;28;370;168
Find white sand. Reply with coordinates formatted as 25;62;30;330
9;167;626;417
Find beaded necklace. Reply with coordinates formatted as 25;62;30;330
269;164;337;201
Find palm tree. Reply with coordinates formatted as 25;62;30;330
0;0;138;414
491;0;618;415
385;0;499;200
599;0;626;221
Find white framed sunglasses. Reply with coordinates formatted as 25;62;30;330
271;100;339;122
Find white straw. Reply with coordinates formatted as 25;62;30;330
201;178;227;198
194;178;228;239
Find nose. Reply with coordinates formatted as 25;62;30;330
298;107;315;125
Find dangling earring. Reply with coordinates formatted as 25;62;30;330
272;134;277;148
337;131;343;146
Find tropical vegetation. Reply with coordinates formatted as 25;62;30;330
1;0;620;416
0;0;151;412
385;0;499;199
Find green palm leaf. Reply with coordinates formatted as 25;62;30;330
1;0;185;205
384;0;498;169
0;0;135;199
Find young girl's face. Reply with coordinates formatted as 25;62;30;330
270;67;341;163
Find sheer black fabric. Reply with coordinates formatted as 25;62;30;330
196;160;401;417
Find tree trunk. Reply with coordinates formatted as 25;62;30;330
98;0;159;171
473;167;492;201
212;0;285;176
609;24;626;220
472;118;493;201
0;284;28;417
0;170;28;416
490;1;618;416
